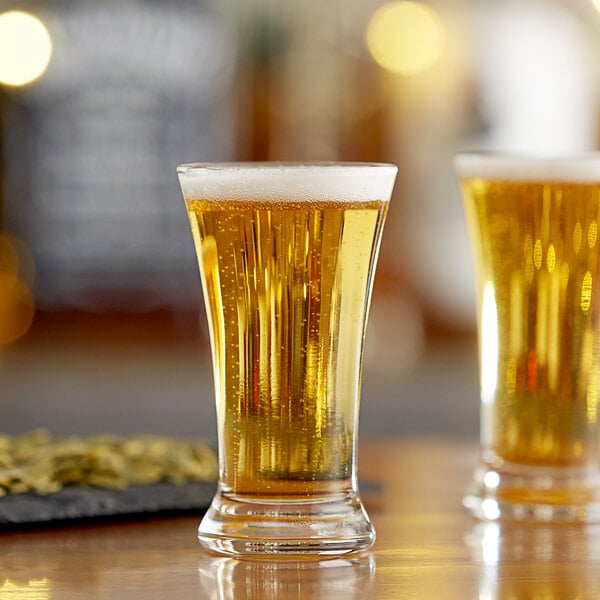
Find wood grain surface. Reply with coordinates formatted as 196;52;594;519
2;438;600;599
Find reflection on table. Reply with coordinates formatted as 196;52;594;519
467;521;600;599
1;439;600;599
198;555;375;600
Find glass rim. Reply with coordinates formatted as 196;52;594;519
177;161;398;175
454;151;600;182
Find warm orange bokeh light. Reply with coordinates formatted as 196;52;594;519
0;231;36;344
0;273;35;344
0;232;19;277
0;231;36;287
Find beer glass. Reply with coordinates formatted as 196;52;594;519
456;153;600;522
177;162;397;556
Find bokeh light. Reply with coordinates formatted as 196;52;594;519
0;233;36;344
593;0;600;13
0;274;35;344
0;233;19;277
0;10;53;87
2;232;36;288
366;1;446;76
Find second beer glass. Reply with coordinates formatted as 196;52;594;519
457;154;600;522
177;162;397;556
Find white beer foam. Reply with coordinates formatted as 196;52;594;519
455;153;600;182
177;163;397;202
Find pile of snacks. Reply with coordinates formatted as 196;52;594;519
0;429;218;496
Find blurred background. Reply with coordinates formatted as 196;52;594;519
0;0;598;441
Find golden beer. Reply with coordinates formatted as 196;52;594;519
458;154;600;521
186;198;387;496
177;162;397;555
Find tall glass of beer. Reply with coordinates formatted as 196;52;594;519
177;162;397;555
456;153;600;522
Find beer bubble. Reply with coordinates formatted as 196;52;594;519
588;221;597;249
580;271;593;314
533;239;543;270
546;244;556;272
505;358;517;395
586;370;598;424
573;222;583;254
524;234;534;283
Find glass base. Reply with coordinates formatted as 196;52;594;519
464;461;600;522
198;488;375;557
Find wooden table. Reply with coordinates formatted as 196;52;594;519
2;439;600;599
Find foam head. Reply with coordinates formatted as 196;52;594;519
455;153;600;183
177;162;398;202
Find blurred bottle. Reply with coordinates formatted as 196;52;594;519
0;0;236;312
231;0;386;162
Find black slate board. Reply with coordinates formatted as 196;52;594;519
0;479;380;531
0;481;217;530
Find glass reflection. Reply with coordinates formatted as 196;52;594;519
466;522;600;599
198;554;375;600
0;577;50;600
